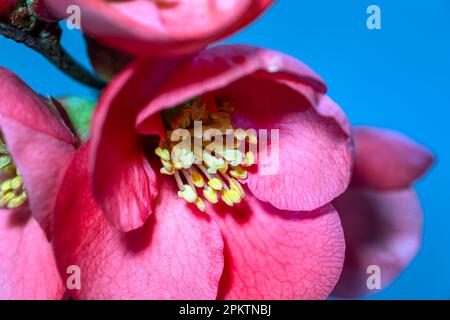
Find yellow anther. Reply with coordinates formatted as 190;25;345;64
155;147;171;161
203;153;225;174
220;189;234;207
227;189;242;204
208;178;223;191
161;159;172;170
0;179;12;193
11;176;23;190
6;192;27;209
177;185;197;203
0;135;27;210
191;171;205;188
195;198;206;212
229;178;245;198
234;128;247;141
0;192;15;207
157;96;258;211
218;162;228;174
172;147;195;169
160;167;175;175
243;151;255;166
0;155;11;169
229;166;248;180
222;149;244;166
248;132;258;144
203;186;219;204
234;129;257;144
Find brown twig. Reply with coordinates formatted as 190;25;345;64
0;20;105;90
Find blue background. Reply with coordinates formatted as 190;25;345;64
1;0;449;299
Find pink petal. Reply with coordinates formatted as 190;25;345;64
44;0;274;55
222;81;353;212
0;68;77;233
136;45;326;129
209;195;345;299
0;208;64;299
89;58;181;232
53;145;224;300
352;126;434;190
332;187;423;298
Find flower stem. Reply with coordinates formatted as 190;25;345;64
0;21;106;90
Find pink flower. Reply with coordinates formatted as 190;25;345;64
0;68;77;299
51;44;354;299
43;0;275;55
332;126;434;298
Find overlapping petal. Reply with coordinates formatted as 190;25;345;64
0;68;77;233
351;127;434;190
332;188;423;298
53;145;224;299
44;0;274;55
332;126;433;298
209;196;345;300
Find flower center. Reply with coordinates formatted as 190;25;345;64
0;135;27;209
154;96;257;212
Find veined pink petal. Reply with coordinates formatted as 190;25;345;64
0;208;64;300
44;0;274;55
0;68;77;233
332;188;423;298
352;126;434;190
208;194;345;300
223;82;353;212
53;145;224;300
134;45;352;212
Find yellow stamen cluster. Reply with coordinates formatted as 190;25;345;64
155;97;257;212
0;137;27;209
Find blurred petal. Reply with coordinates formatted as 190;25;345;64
53;145;224;299
332;188;423;298
352;127;434;190
44;0;274;55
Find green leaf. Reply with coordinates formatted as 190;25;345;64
58;96;96;142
